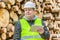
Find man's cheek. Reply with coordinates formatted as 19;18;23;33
25;11;27;14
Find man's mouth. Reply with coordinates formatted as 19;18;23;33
27;13;31;15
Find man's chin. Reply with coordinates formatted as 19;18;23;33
26;15;31;17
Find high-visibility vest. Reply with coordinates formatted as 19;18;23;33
19;18;44;40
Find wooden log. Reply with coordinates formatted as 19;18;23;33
0;9;9;27
57;34;60;38
1;33;6;40
0;2;6;8
6;4;11;10
2;0;8;3
43;13;54;20
16;2;21;8
8;0;15;5
45;0;51;2
52;38;58;40
8;39;13;40
55;21;60;24
0;38;1;40
18;9;23;15
10;11;18;22
49;34;58;40
39;0;43;2
54;27;59;31
53;21;60;31
16;0;23;3
58;23;60;28
43;14;51;20
58;38;60;40
49;30;54;34
52;7;60;12
55;31;60;34
7;32;13;38
48;22;54;30
55;13;60;21
21;4;24;9
12;5;19;11
1;27;7;33
35;10;43;19
9;19;13;24
30;0;34;2
7;23;15;32
49;34;53;40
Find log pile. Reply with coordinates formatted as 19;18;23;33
0;0;60;40
43;0;60;40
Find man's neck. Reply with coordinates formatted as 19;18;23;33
23;15;37;21
26;16;34;20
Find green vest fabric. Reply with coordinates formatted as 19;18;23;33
19;18;44;40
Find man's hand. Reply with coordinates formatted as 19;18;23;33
37;27;44;34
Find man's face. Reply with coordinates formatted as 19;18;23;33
24;8;35;17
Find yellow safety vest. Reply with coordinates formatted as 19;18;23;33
19;18;44;40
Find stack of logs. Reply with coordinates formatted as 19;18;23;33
43;0;60;40
0;0;60;40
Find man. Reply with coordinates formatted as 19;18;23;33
13;1;50;40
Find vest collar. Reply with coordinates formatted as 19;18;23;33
23;16;38;21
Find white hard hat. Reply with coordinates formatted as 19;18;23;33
24;1;36;9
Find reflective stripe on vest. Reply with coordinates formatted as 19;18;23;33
20;18;44;40
22;35;41;38
21;35;41;40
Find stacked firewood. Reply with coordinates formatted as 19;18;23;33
0;0;43;40
43;0;60;40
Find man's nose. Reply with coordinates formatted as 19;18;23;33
27;11;29;13
27;11;30;13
